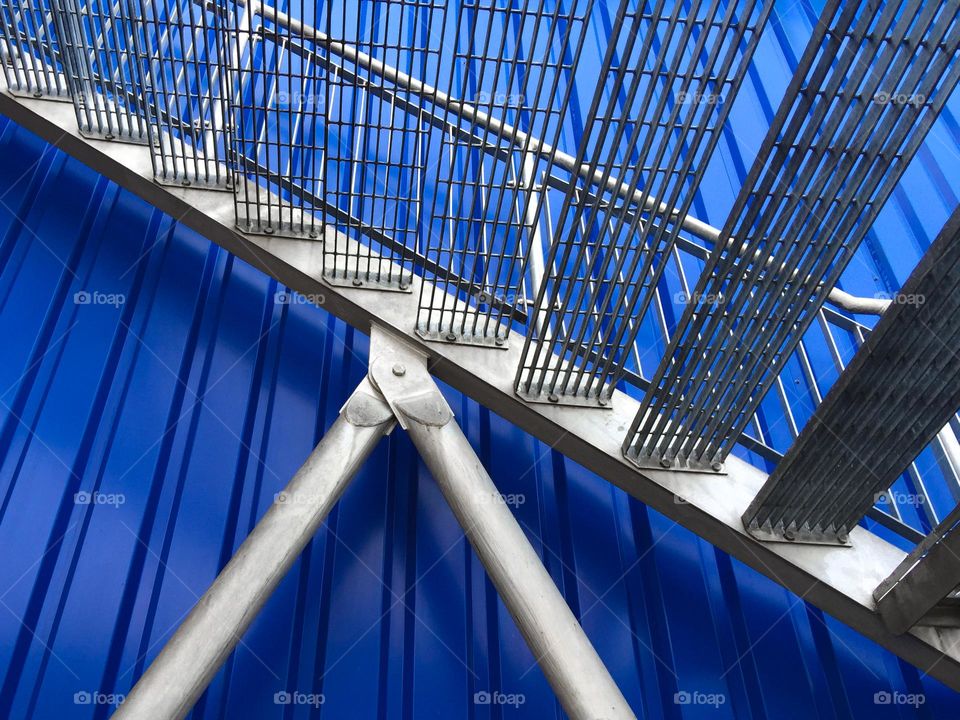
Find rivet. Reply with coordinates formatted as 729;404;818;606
837;531;849;544
494;337;504;346
181;179;191;187
392;363;406;377
548;393;559;403
352;278;363;287
659;457;672;468
711;461;722;472
308;231;319;239
445;332;457;342
104;133;115;140
33;91;43;98
784;529;797;542
264;226;274;235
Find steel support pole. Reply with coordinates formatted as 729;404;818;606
407;420;635;718
113;379;395;720
369;330;635;720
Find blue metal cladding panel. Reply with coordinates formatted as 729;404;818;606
1;122;960;720
2;3;960;720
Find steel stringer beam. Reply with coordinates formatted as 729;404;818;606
3;86;960;691
743;206;960;545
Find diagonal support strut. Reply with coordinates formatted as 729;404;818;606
367;326;635;720
113;377;396;719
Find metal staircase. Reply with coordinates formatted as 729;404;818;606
2;0;960;716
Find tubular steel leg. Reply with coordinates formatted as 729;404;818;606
369;329;635;720
113;379;395;720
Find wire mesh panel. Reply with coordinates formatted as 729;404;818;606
319;0;440;290
0;0;70;97
224;5;314;237
135;0;232;187
414;0;595;346
223;0;441;292
514;0;773;404
52;0;152;141
624;0;960;470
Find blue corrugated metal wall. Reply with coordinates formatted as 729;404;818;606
0;118;958;719
3;0;960;715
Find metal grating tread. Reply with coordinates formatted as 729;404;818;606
624;0;960;470
743;205;960;544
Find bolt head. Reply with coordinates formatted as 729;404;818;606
548;393;559;403
711;461;722;472
391;364;406;377
783;529;797;541
659;457;672;468
445;332;457;342
352;279;363;287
